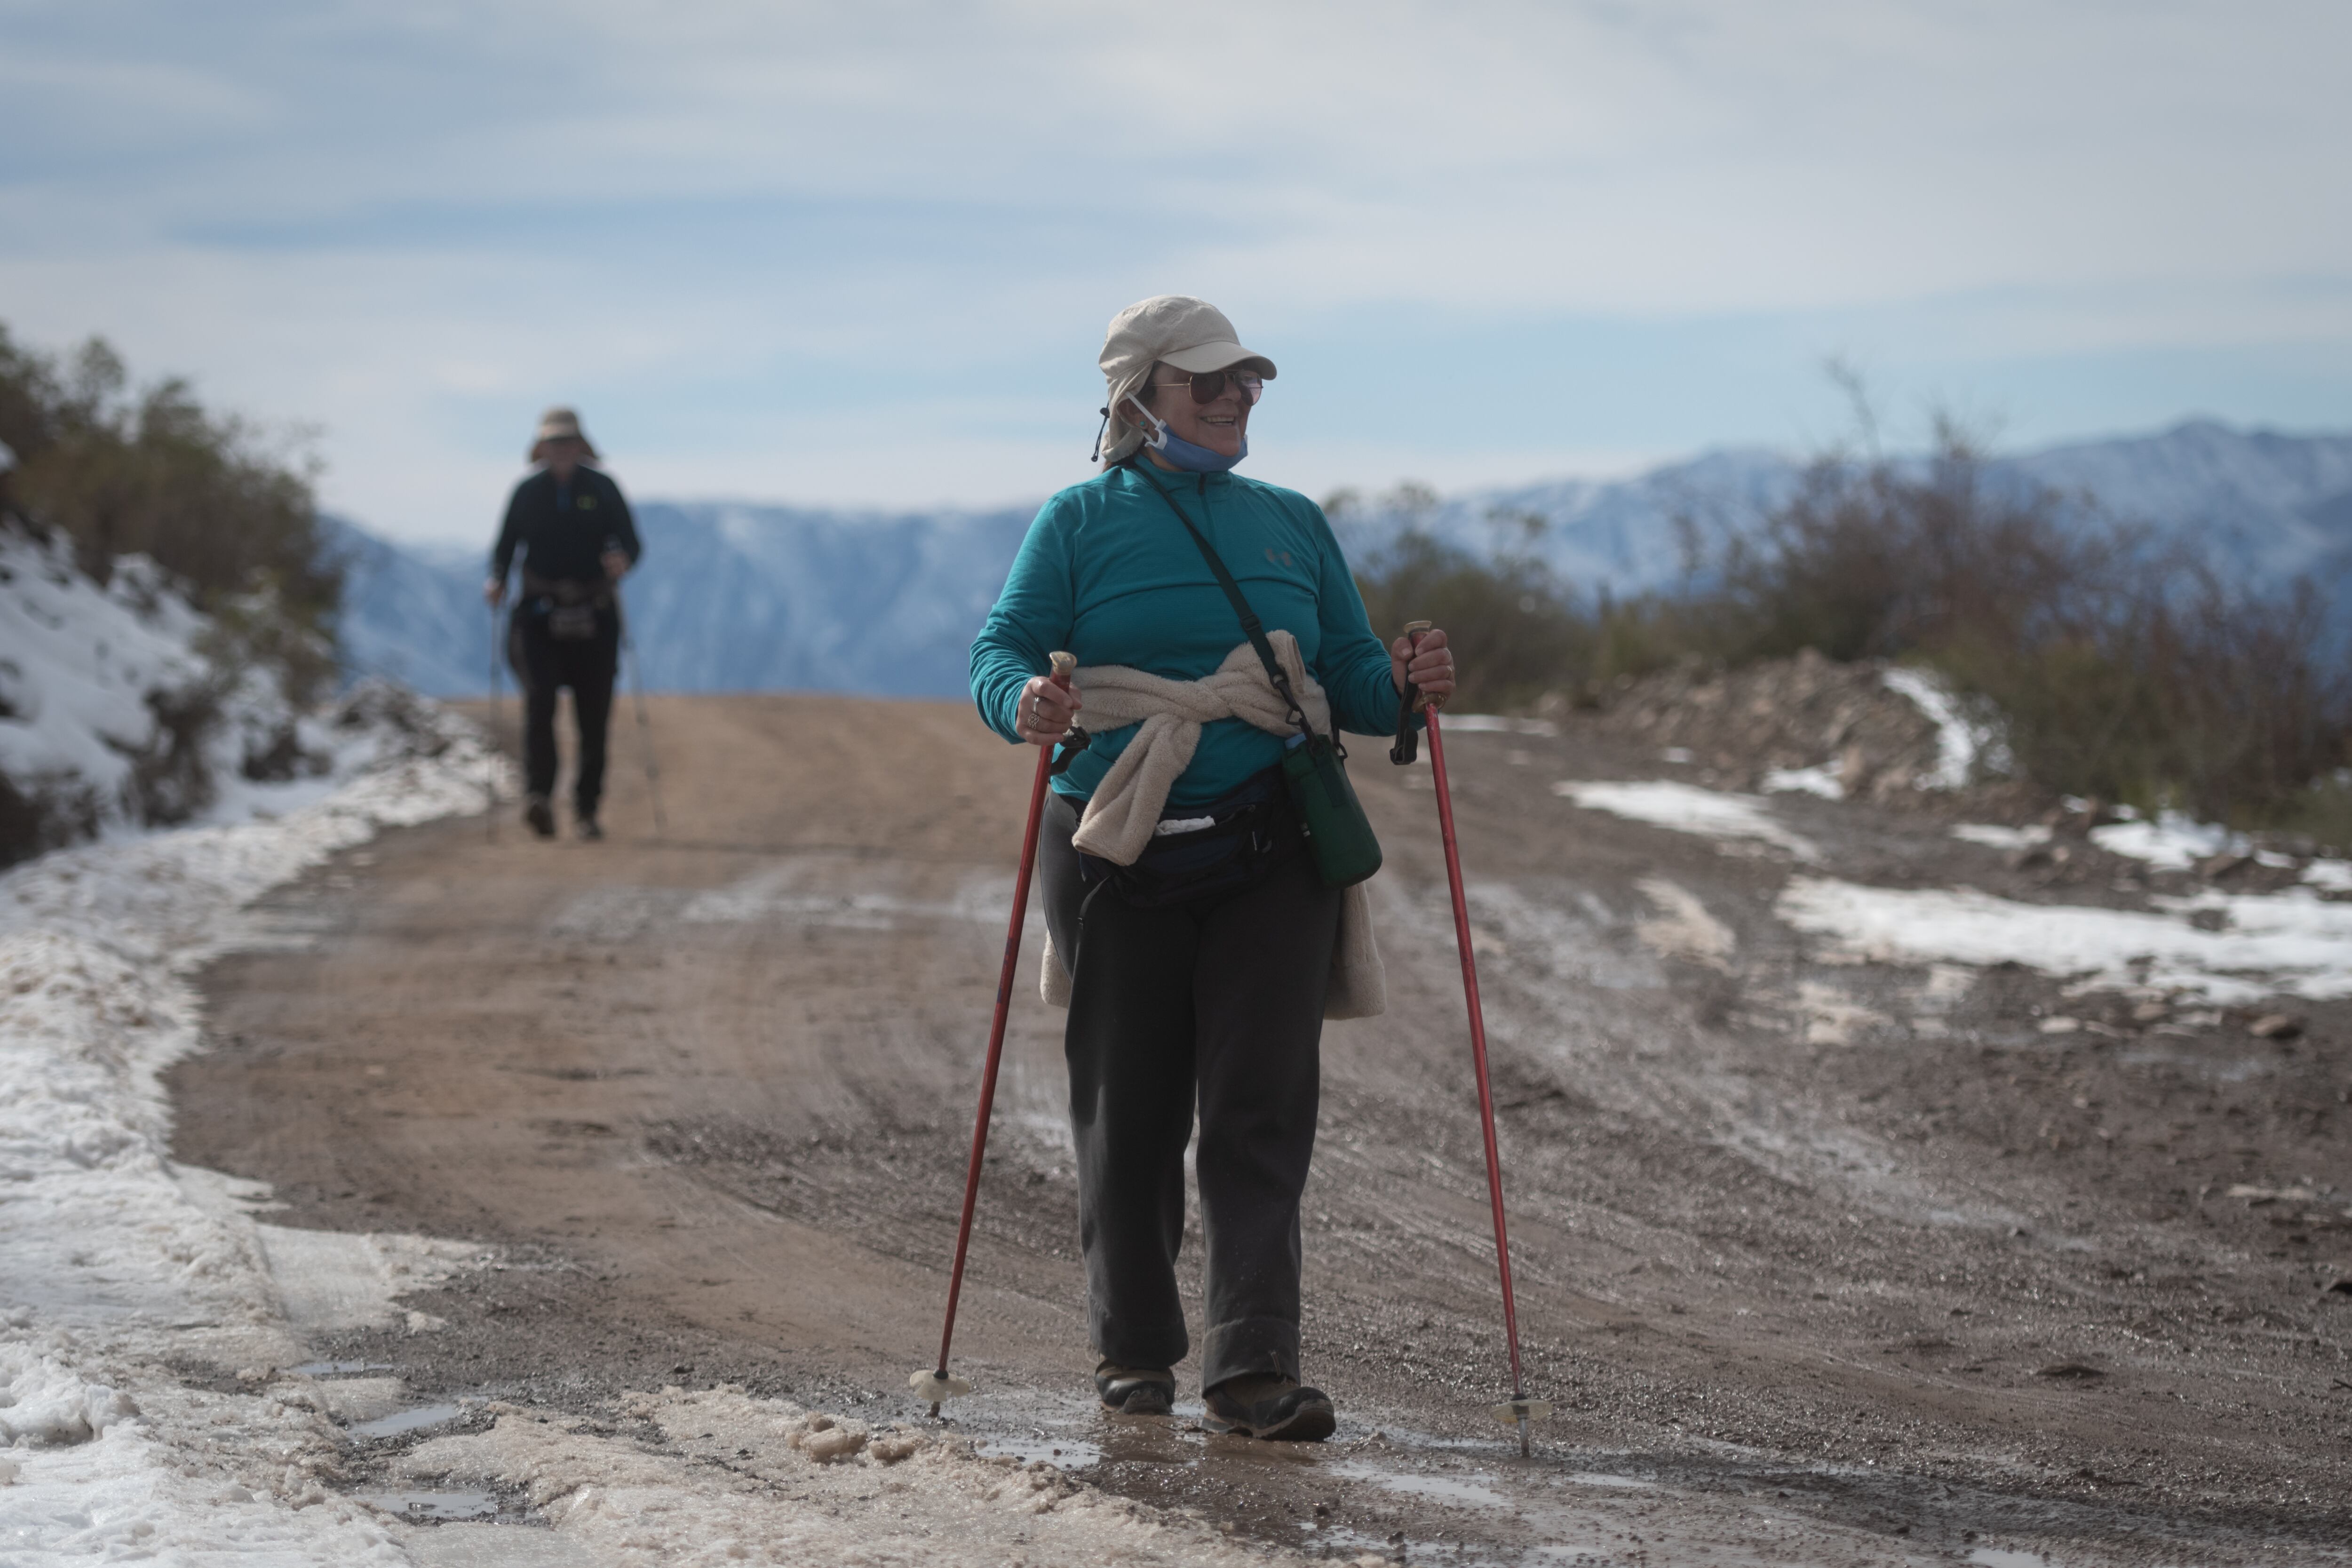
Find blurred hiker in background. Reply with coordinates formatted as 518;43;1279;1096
970;295;1455;1441
486;406;641;841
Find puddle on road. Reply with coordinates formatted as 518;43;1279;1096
976;1434;1104;1470
945;1385;1702;1564
291;1360;395;1376
352;1487;498;1520
1334;1459;1509;1509
349;1402;465;1439
933;1386;2108;1566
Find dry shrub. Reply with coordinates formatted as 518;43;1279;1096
1695;434;2349;824
0;326;339;700
1344;437;2350;826
1350;525;1587;714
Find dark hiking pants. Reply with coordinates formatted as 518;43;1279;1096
1038;792;1343;1391
508;605;620;820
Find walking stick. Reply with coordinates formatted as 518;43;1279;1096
605;556;668;836
622;621;668;836
1391;621;1549;1456
912;651;1076;1417
486;600;502;843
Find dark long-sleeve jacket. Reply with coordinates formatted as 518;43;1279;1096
490;465;641;587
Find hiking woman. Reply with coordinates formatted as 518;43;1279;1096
969;295;1454;1440
486;406;640;840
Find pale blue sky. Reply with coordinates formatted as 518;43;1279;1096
2;0;2345;544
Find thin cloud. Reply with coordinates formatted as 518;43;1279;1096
0;0;2344;540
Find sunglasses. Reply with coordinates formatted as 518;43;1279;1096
1149;368;1265;406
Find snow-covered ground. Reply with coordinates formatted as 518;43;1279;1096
1777;877;2352;1003
0;521;364;864
1551;780;1824;863
1559;779;2352;1004
0;692;509;1563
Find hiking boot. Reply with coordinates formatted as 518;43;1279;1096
577;814;604;841
1201;1375;1335;1441
523;794;556;838
1094;1361;1175;1416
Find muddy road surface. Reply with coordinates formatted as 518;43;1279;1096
173;693;2352;1565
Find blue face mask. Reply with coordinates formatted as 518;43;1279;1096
1134;403;1247;473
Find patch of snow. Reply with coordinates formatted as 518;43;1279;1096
1967;1549;2051;1568
251;1226;484;1334
1435;714;1558;737
2305;859;2352;894
2090;811;2245;871
0;1391;412;1566
1880;666;2010;789
1633;876;1736;969
674;858;1012;931
1553;779;1822;861
1762;764;1843;799
1797;978;1891;1046
0;533;214;817
1777;877;2352;1002
0;526;399;855
0;697;501;1563
1951;823;2051;851
0;1345;141;1446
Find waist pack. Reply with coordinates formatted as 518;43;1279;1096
1131;464;1383;890
544;603;599;640
524;572;613;640
1080;766;1301;909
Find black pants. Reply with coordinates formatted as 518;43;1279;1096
509;605;620;818
1039;793;1343;1390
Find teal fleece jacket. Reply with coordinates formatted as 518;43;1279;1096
970;461;1403;808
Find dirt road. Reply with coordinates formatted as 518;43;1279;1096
172;693;2352;1564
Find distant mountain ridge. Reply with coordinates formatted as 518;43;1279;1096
331;419;2352;700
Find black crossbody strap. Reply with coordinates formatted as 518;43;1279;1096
1129;464;1317;738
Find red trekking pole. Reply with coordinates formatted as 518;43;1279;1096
1392;621;1549;1456
912;651;1076;1417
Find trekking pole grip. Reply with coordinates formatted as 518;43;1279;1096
1391;620;1433;765
1401;620;1440;712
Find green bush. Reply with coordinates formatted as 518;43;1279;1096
0;326;339;700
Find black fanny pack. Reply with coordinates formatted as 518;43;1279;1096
523;572;613;640
1080;765;1301;909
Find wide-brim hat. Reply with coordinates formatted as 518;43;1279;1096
1097;296;1275;467
528;406;598;461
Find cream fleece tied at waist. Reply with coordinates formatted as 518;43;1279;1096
1038;631;1386;1020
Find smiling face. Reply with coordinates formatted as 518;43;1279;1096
1128;362;1252;464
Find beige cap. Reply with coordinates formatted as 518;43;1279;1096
1097;296;1276;466
528;406;598;461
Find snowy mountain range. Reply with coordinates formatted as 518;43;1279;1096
332;419;2352;699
